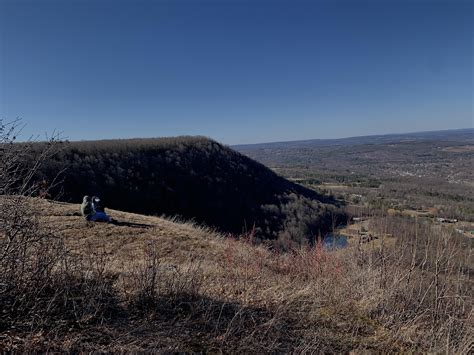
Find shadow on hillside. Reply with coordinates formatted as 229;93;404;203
4;292;296;352
126;292;296;352
68;213;154;228
109;219;154;229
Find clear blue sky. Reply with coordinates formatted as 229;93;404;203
0;0;472;144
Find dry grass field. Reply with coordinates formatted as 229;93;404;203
1;197;472;352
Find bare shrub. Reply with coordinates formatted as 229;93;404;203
0;119;119;332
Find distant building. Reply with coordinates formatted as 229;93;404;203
436;217;458;223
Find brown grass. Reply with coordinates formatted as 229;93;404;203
1;198;472;352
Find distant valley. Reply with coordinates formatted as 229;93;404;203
235;128;474;223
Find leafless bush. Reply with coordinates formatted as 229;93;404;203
1;231;119;331
0;119;119;332
0;119;61;197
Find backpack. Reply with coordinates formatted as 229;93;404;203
81;195;94;217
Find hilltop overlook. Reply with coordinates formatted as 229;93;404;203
1;198;470;352
33;136;345;248
1;122;472;352
1;0;472;351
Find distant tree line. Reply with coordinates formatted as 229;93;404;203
30;137;346;246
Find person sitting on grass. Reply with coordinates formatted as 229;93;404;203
80;195;111;222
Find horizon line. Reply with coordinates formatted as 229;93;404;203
231;127;474;147
23;126;472;146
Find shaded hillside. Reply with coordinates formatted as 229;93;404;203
34;137;344;246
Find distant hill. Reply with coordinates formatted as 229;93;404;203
234;128;474;151
233;128;474;186
34;137;345;247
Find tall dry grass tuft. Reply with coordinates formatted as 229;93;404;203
121;240;293;352
218;217;472;352
365;216;473;351
125;240;204;313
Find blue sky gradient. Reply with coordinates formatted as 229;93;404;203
0;0;472;144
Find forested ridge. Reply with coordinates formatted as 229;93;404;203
33;136;345;246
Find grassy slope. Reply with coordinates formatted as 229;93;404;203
39;198;224;267
3;198;471;353
0;198;387;352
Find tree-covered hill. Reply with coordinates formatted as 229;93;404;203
34;136;345;247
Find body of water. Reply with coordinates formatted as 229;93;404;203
322;234;348;249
